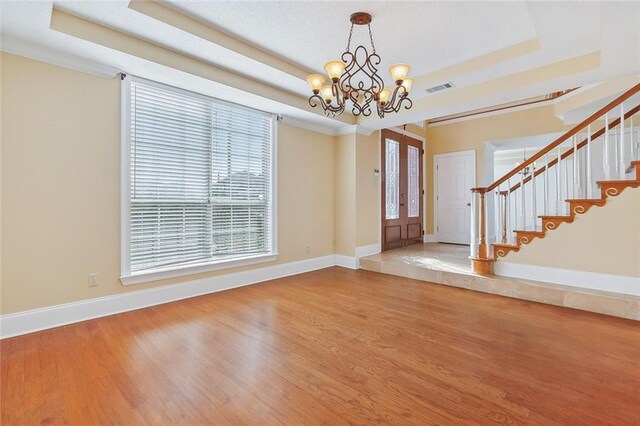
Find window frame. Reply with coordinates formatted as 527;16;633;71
120;75;278;285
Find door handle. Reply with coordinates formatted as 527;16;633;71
466;203;471;206
400;203;405;206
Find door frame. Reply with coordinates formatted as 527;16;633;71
379;128;427;251
433;149;476;244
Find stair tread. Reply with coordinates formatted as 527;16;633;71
513;229;545;234
625;161;640;173
538;215;572;218
492;243;519;248
566;198;606;202
596;179;640;184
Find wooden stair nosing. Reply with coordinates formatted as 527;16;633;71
624;160;640;174
538;215;574;220
513;229;546;236
565;198;606;205
595;179;640;187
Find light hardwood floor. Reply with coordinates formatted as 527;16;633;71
2;267;639;425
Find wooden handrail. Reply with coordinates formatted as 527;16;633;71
486;82;640;192
504;102;640;193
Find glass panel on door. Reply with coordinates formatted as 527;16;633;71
408;145;420;218
385;139;400;220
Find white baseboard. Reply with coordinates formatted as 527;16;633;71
0;254;340;339
355;243;380;259
334;254;358;269
495;262;640;296
424;234;437;243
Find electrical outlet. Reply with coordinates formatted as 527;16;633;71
305;246;310;254
88;273;99;287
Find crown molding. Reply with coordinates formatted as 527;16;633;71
391;126;426;142
128;0;311;80
49;7;355;127
279;115;342;137
1;35;120;79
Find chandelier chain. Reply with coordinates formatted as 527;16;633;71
346;23;355;52
367;24;376;53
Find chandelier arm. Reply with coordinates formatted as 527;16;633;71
331;82;343;107
387;85;404;109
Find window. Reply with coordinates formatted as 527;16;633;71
121;77;276;284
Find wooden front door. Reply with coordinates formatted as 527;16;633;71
381;129;424;251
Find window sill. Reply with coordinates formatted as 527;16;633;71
120;253;279;286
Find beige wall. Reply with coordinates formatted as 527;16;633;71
3;51;635;316
505;189;640;278
355;131;380;248
0;53;336;314
334;133;356;255
424;105;570;233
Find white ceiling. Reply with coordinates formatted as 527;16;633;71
166;1;537;78
1;1;639;133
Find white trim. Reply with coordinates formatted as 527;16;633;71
428;97;560;127
423;234;437;243
1;35;120;79
120;75;278;283
121;253;279;285
495;262;640;296
391;126;426;142
272;117;279;256
278;115;340;137
433;150;477;243
334;254;358;269
120;75;132;278
355;243;381;259
335;124;376;137
0;254;341;339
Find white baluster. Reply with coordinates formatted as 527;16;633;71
520;171;525;230
631;115;637;160
620;103;625;178
604;113;610;180
531;165;537;230
587;125;592;198
564;151;570;203
614;127;619;175
573;135;579;198
543;154;549;215
556;148;562;215
494;189;500;244
506;179;511;244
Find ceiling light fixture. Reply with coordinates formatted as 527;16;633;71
306;12;413;118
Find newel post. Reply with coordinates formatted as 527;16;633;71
469;187;495;276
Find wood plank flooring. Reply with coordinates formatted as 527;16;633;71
2;267;640;425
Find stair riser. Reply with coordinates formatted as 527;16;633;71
600;182;640;199
541;218;573;231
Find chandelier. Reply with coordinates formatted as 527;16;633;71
515;149;537;177
306;12;413;119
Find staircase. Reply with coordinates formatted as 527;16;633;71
470;82;640;275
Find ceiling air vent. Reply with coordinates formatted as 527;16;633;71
426;82;455;94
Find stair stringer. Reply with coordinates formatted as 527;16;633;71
494;188;640;294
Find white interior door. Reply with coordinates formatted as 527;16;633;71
435;151;476;244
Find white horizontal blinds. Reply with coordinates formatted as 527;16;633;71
129;79;273;273
210;102;272;256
